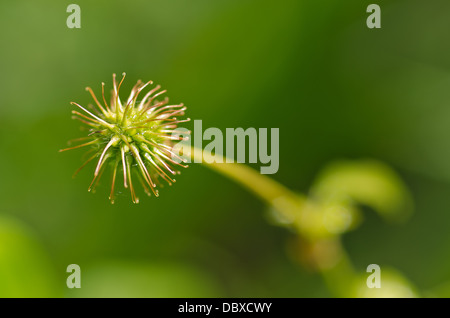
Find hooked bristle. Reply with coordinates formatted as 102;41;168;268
60;74;189;203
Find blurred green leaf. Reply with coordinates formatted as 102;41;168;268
69;260;223;298
352;267;419;298
0;216;59;297
310;160;413;223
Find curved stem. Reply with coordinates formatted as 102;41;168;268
191;146;305;221
191;146;358;296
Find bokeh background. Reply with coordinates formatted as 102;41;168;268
1;0;450;297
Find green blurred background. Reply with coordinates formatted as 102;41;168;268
1;0;450;297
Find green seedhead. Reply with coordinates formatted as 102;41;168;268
60;73;190;204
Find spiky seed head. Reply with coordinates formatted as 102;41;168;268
60;73;190;204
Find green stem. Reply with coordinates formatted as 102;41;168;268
191;146;305;220
191;146;358;296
